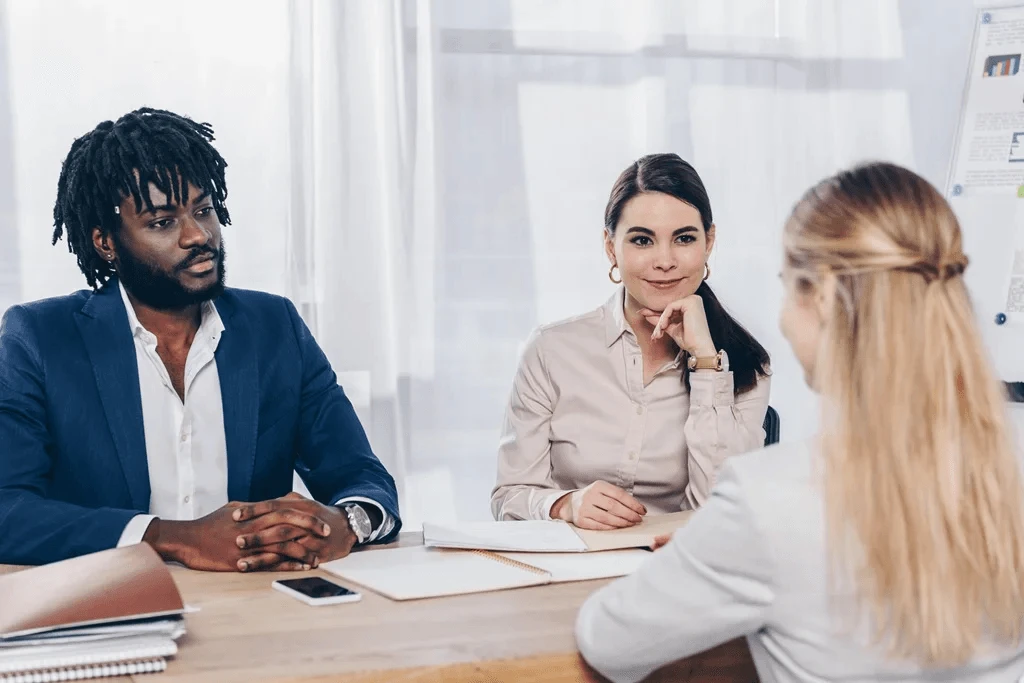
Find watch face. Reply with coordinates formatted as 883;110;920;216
346;505;372;541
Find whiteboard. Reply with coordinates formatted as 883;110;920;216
948;5;1024;382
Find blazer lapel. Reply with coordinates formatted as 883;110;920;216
214;294;259;502
74;281;150;511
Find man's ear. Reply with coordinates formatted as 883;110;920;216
92;227;116;264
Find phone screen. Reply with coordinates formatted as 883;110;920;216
276;577;357;599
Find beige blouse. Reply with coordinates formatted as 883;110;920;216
491;289;771;521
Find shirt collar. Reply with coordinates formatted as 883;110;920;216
118;280;225;344
603;287;631;347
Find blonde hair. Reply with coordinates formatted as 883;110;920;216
785;162;1024;665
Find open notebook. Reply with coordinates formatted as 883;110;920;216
0;544;187;682
422;510;693;553
323;545;652;601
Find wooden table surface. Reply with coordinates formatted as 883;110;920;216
1;534;756;682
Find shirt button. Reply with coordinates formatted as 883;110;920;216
628;451;637;460
183;496;190;504
180;432;187;443
636;405;644;415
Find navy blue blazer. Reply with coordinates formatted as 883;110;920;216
0;280;401;565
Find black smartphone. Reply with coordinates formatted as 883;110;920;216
272;577;362;606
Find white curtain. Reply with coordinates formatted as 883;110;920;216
1;0;979;526
283;0;441;520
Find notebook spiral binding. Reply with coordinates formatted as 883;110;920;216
0;657;167;682
469;549;548;576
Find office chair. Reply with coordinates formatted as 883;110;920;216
763;406;780;446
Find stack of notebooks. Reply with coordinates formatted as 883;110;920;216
324;510;692;601
0;544;187;682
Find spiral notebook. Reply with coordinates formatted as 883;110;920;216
0;544;187;681
0;626;184;682
322;545;652;601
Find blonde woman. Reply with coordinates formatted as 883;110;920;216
575;162;1024;681
491;154;771;527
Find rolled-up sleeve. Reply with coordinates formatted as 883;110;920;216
491;330;574;520
684;370;771;508
575;461;775;683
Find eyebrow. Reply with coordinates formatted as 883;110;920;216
624;226;700;236
140;191;212;216
140;203;176;216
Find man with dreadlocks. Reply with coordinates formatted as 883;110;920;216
0;108;400;570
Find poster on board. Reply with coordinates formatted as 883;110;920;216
948;5;1024;383
949;7;1024;196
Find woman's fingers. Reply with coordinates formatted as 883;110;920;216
593;481;647;515
650;533;672;551
652;301;687;340
574;512;619;531
584;506;635;529
596;496;644;525
572;481;647;529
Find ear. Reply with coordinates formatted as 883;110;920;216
91;227;116;264
604;230;616;265
705;223;716;257
815;270;837;325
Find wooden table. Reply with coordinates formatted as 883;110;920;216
1;535;756;682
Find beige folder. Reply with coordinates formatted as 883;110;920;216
0;544;185;639
575;511;694;551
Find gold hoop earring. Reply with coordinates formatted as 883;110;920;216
703;263;711;281
608;264;622;284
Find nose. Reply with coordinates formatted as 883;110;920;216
652;244;677;272
179;214;213;250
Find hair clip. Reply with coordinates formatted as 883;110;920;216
939;257;968;281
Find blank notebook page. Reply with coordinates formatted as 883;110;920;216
322;546;549;601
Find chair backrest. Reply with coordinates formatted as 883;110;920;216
763;406;780;446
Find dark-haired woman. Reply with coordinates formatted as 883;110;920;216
491;153;771;528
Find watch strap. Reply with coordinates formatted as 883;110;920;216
688;351;724;371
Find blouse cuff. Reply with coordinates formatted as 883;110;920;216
689;370;735;407
540;489;577;521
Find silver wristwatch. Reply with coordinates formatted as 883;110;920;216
342;504;372;544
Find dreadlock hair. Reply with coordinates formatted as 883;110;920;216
52;107;231;289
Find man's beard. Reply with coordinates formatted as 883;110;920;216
114;238;227;311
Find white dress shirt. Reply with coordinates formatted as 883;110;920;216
115;283;392;547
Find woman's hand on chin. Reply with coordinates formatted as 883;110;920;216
640;295;716;356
